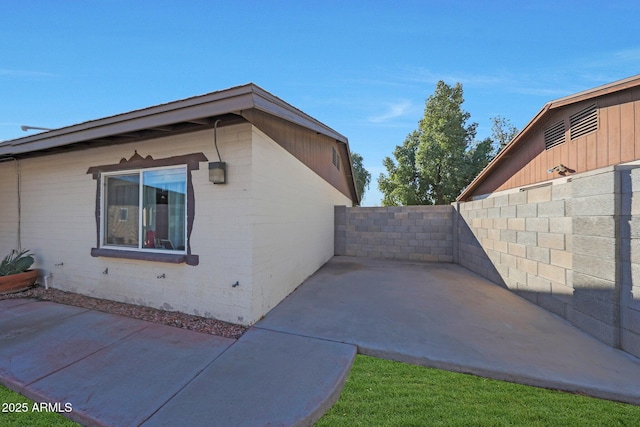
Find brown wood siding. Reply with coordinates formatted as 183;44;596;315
636;87;640;157
621;91;635;162
470;89;640;197
243;110;354;202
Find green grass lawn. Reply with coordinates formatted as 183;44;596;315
317;355;640;427
0;385;78;427
2;355;639;426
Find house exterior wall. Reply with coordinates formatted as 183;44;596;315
334;206;454;262
243;109;354;201
0;160;20;255
0;126;256;324
0;122;349;326
470;87;640;198
250;128;351;319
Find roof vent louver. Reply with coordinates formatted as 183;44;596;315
544;120;565;150
570;104;598;140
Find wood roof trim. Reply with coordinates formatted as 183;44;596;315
249;86;348;143
0;83;348;156
549;74;640;109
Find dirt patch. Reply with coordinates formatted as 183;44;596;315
0;286;247;339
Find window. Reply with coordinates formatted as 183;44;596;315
103;166;187;252
88;151;206;265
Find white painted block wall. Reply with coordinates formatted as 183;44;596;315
0;123;349;325
250;128;351;319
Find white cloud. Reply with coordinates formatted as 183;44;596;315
368;99;415;123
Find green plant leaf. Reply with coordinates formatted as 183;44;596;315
0;249;35;276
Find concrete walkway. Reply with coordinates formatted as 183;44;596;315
0;298;355;426
1;256;640;426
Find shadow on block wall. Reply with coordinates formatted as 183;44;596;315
454;166;640;359
454;211;507;290
618;168;640;357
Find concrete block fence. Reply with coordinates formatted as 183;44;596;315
334;205;453;262
335;164;640;359
454;182;573;321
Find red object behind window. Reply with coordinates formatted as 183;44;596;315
145;230;156;248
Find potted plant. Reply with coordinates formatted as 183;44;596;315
0;249;38;294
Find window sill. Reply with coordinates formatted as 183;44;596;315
91;248;199;266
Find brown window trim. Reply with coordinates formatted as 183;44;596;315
87;151;207;266
90;248;199;265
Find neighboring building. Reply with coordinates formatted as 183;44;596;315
0;84;358;325
455;74;640;358
459;74;640;201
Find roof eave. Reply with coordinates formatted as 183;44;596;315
249;86;348;143
0;83;348;157
0;83;358;203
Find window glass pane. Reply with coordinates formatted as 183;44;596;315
105;174;140;247
142;168;186;251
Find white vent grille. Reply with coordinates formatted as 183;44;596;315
544;121;565;150
570;104;598;140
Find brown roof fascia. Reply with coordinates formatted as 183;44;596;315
549;74;640;109
457;74;640;202
0;83;348;156
0;84;255;156
249;86;348;143
0;83;359;202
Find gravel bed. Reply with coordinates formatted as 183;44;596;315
0;286;247;339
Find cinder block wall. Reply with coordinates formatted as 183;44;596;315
570;168;620;347
335;205;454;262
620;166;640;356
454;182;573;320
456;165;640;358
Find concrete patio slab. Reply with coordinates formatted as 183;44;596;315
143;328;356;427
257;256;640;405
23;321;234;427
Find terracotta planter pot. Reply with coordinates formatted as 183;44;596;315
0;270;39;294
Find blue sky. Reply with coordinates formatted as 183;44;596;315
1;1;639;205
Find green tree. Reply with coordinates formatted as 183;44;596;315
491;115;519;153
351;152;371;204
378;81;494;205
378;131;430;206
